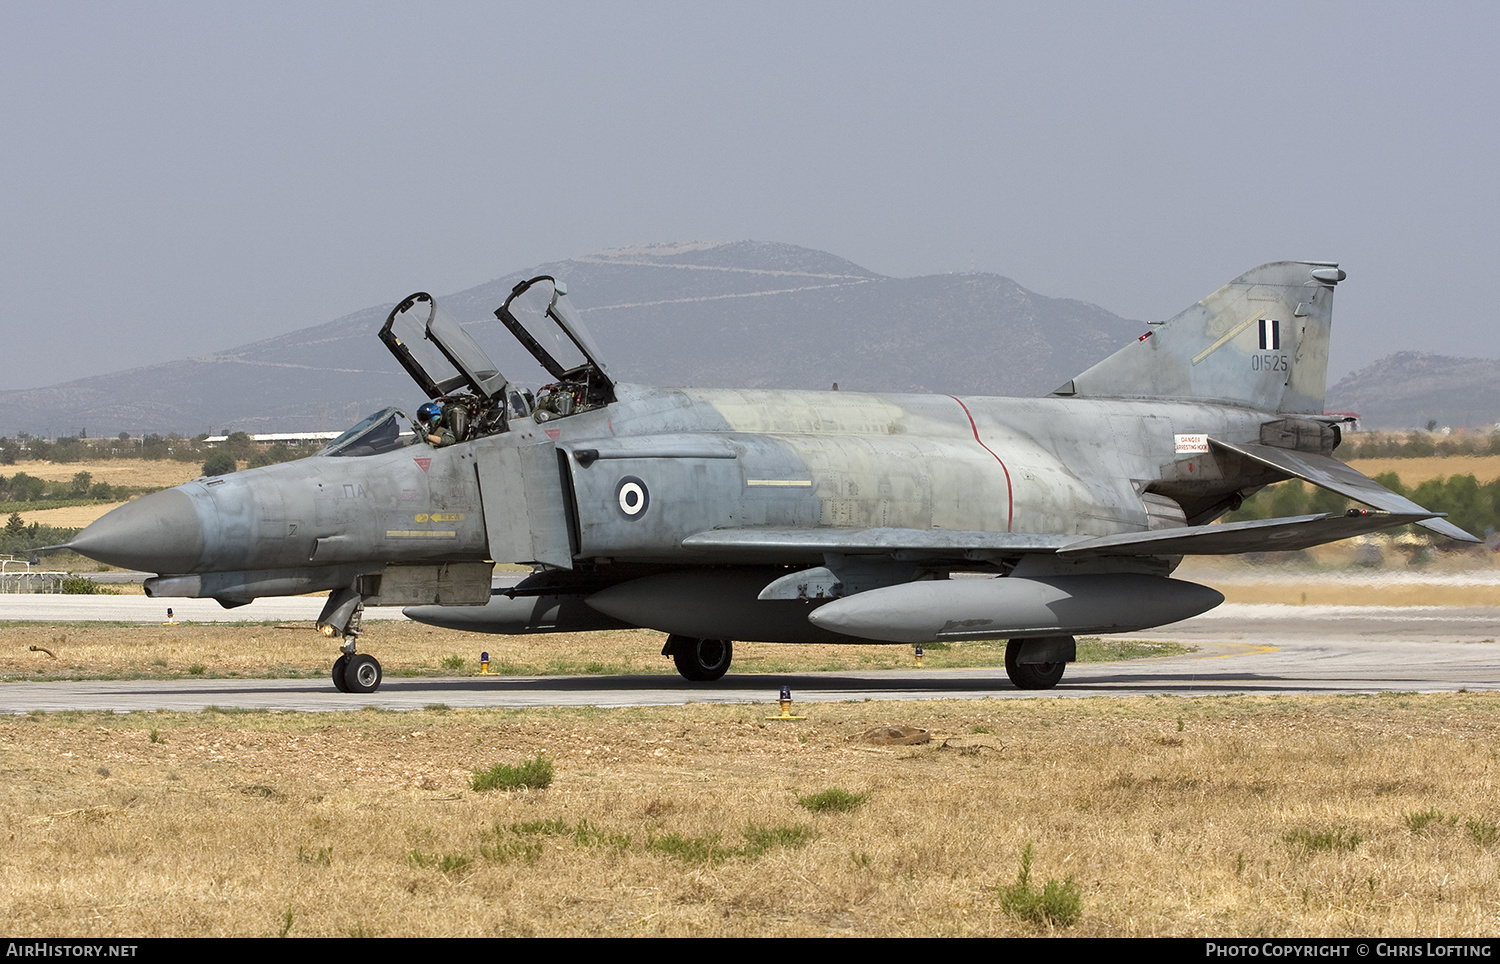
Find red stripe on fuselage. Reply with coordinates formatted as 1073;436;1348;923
946;395;1014;531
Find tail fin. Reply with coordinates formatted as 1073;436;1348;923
1053;262;1344;414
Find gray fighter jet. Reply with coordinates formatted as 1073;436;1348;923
65;263;1478;693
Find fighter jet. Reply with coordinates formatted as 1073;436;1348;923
64;262;1479;693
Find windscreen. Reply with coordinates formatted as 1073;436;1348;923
317;408;418;458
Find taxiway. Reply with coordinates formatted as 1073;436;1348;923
0;596;1494;713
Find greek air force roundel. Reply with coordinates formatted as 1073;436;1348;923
615;476;649;519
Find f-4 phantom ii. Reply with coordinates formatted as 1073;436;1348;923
66;261;1479;693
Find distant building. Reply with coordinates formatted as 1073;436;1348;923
202;432;340;447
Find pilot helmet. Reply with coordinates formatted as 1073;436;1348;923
418;401;444;425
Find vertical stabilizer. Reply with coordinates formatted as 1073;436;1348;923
1054;262;1344;414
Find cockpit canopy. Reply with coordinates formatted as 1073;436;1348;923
495;275;612;390
380;293;509;403
376;276;615;445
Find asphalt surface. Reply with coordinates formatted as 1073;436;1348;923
0;595;1496;712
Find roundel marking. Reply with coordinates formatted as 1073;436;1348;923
615;476;650;519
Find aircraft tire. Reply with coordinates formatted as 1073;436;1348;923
331;655;351;693
1005;639;1066;690
669;635;732;682
343;654;383;693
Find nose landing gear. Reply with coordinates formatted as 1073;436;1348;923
321;587;384;694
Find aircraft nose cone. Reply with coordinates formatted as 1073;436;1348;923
69;488;205;573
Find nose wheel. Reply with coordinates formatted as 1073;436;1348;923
321;588;384;694
331;650;383;693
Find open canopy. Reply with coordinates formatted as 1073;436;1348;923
379;292;509;403
379;278;614;416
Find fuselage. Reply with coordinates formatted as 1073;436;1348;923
71;382;1276;597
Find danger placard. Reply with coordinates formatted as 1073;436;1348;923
1175;434;1209;454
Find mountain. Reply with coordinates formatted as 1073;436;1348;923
1326;352;1500;430
5;241;1495;437
0;242;1144;437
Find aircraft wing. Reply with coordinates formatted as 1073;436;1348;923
678;436;1477;563
681;509;1435;562
679;528;1074;563
1057;510;1437;556
1210;439;1481;543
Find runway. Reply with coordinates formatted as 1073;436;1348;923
0;595;1495;713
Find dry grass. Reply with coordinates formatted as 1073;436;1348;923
1179;554;1500;608
14;504;125;528
5;459;206;488
1213;580;1500;607
0;622;675;682
6;459;209;527
1346;455;1500;484
4;693;1500;936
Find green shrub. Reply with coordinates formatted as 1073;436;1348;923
1466;817;1499;848
1405;808;1450;833
61;575;108;594
796;788;870;813
999;843;1082;927
471;754;554;792
201;452;237;477
409;850;473;876
649;832;727;863
741;823;816;856
1284;826;1362;852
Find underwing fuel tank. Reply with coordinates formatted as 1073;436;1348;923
805;575;1225;643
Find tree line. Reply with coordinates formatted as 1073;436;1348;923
1227;473;1500;540
1338;429;1500;459
1;515;78;557
0;432;308;467
0;470;141;505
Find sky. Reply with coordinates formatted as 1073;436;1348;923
2;1;1496;391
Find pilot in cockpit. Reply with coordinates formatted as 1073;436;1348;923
419;401;457;447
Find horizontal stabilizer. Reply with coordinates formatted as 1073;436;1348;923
1211;439;1481;543
1059;511;1437;557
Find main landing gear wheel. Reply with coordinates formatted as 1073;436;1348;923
331;654;352;693
665;635;733;682
342;654;383;694
1005;639;1067;690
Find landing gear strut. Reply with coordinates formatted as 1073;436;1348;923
664;634;733;682
1005;636;1073;690
321;587;383;694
